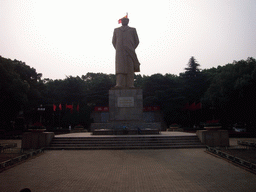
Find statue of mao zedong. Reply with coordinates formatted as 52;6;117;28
112;15;140;88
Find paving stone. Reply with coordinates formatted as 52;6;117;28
1;148;256;192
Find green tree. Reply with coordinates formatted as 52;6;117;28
0;56;44;130
82;73;115;106
142;73;184;126
180;57;207;103
134;74;143;88
143;74;171;105
202;57;256;128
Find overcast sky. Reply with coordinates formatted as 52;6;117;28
1;0;256;80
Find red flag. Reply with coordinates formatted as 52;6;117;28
59;104;62;110
181;103;189;111
66;104;73;109
195;102;202;110
206;119;219;124
66;104;73;113
188;102;196;111
76;104;79;112
53;104;57;111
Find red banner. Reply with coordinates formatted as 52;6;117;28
206;120;219;124
188;102;196;111
94;106;109;111
182;102;201;111
94;106;160;112
143;106;160;111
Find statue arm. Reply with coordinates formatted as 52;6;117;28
133;29;139;49
112;30;116;49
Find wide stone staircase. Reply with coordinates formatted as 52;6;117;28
46;135;205;150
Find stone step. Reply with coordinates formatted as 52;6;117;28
47;145;205;150
50;139;201;145
51;140;201;144
52;136;199;141
47;144;205;149
50;142;202;146
47;135;205;150
51;137;200;141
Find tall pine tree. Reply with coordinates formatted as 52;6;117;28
180;57;207;103
183;57;201;78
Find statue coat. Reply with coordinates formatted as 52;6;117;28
112;26;140;74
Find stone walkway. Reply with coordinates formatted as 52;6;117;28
1;148;256;191
1;133;256;191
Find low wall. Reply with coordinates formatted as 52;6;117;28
196;130;229;147
22;132;55;149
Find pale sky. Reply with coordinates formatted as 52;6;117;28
1;0;256;80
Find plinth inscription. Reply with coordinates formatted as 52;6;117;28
118;97;134;107
109;88;143;121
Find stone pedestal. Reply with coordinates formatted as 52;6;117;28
196;130;229;147
109;88;143;121
91;88;161;135
22;132;55;149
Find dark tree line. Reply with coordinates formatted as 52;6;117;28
0;56;44;130
1;55;256;132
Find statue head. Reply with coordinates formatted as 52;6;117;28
121;18;129;26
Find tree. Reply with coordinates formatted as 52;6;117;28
142;73;185;126
143;74;172;105
180;57;208;103
83;73;115;106
134;74;143;88
179;57;209;127
182;56;200;78
202;57;256;128
0;56;44;130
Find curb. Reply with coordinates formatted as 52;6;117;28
0;148;44;171
205;146;256;174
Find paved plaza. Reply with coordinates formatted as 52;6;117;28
1;147;256;191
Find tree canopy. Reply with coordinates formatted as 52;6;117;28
1;55;256;131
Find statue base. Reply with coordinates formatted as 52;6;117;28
91;88;161;135
109;88;143;121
